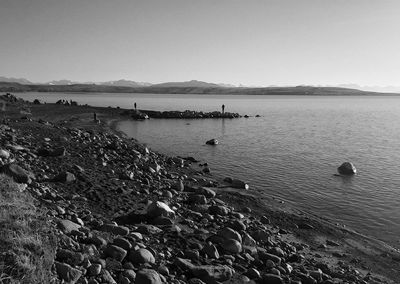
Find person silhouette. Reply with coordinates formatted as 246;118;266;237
222;104;225;114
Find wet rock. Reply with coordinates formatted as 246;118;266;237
55;262;82;283
0;163;34;184
135;269;162;284
206;139;218;145
128;248;155;265
231;179;249;190
337;162;357;175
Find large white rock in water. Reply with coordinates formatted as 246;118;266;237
146;201;175;218
337;162;357;175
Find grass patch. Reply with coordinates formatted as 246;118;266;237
0;174;56;283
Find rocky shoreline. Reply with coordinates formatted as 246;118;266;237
0;93;399;283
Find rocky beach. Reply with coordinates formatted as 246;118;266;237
0;93;399;284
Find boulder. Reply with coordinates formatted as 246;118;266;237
146;201;175;219
231;179;249;190
337;162;357;175
206;139;218;145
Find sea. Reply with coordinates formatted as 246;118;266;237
16;92;400;247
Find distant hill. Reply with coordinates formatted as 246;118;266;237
47;79;77;85
0;81;394;96
99;79;151;87
0;76;32;85
151;80;220;88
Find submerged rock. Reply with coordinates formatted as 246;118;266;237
337;162;356;175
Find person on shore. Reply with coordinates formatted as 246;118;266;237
222;104;225;114
93;112;97;121
134;102;137;113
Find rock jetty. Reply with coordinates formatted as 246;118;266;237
122;109;240;119
0;93;398;284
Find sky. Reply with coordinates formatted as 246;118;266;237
1;0;400;87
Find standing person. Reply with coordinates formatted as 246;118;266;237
222;104;225;114
93;112;97;121
134;102;137;110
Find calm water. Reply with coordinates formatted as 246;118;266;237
19;92;400;246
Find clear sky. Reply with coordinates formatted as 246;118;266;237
1;0;400;86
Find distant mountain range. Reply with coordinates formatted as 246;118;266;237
0;76;399;95
0;77;228;88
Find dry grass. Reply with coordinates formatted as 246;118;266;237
0;174;56;283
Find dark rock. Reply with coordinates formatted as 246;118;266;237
175;258;234;283
52;171;76;183
55;262;82;283
231;179;249;190
104;245;127;261
100;224;130;236
206;139;218;145
135;269;162;284
337;162;357;175
128;248;155;265
56;249;84;265
259;274;283;284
